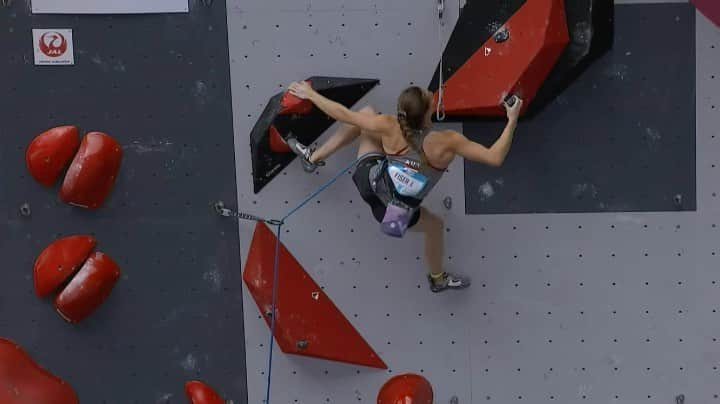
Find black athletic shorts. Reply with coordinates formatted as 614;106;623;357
351;154;421;228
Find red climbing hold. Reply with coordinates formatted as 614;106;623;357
693;0;720;27
54;252;121;323
433;0;569;117
184;380;225;404
243;222;387;369
279;81;313;115
59;132;122;209
0;338;78;404
268;125;291;153
33;235;97;298
26;126;80;187
377;374;433;404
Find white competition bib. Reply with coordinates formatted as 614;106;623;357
387;161;428;198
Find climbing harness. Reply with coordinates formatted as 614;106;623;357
436;0;446;121
215;154;371;404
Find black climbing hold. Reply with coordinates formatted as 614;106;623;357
494;27;510;43
19;203;31;217
296;340;309;349
674;194;683;209
443;196;453;210
504;94;518;107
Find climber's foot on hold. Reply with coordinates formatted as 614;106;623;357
428;271;471;293
287;137;324;173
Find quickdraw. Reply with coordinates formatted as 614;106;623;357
436;0;447;121
213;201;283;226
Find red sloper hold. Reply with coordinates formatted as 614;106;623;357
54;252;121;323
377;374;433;404
279;81;313;115
33;235;97;298
25;126;80;187
435;0;569;117
268;125;291;154
693;0;720;27
243;222;387;369
184;380;225;404
59;132;122;209
0;338;78;404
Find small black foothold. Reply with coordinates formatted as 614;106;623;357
673;194;683;209
296;340;308;349
443;196;452;210
19;203;31;217
494;27;510;43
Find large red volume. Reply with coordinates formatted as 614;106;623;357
435;0;569;117
33;235;97;297
0;338;78;404
184;380;225;404
243;222;387;369
377;374;433;404
54;252;121;323
693;0;720;27
25;126;80;187
59;132;122;209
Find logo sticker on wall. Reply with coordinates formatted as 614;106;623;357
33;29;74;65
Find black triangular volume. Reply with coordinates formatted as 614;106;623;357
250;77;379;194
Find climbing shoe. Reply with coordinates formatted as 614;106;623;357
428;272;471;293
286;136;325;173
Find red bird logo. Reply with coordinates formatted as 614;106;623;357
39;31;68;57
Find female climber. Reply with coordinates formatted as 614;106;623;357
285;81;523;293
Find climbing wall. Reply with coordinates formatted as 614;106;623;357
228;0;718;403
0;2;246;402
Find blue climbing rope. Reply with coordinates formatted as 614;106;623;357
264;153;375;404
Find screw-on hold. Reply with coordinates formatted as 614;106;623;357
265;311;273;318
450;396;459;404
673;194;683;209
676;394;684;404
494;27;510;43
443;196;452;210
296;340;308;349
19;203;31;217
